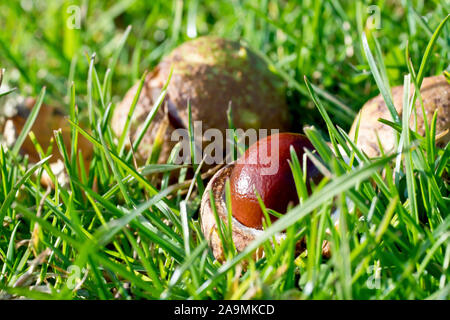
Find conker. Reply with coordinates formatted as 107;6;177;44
230;133;321;229
200;133;325;260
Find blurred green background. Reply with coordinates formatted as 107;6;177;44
0;0;448;131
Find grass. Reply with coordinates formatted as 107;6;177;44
0;1;449;300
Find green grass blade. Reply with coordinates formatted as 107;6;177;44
11;87;46;156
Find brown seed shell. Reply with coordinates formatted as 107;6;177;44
200;162;331;261
349;75;449;157
200;163;284;261
112;36;290;164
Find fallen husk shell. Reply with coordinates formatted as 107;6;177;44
1;97;93;164
349;75;449;158
200;162;331;261
0;97;93;188
112;36;291;164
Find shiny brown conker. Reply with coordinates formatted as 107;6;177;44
230;133;321;229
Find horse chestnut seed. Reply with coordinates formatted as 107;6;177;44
230;133;321;229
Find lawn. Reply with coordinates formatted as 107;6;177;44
0;0;448;300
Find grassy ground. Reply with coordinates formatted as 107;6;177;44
0;0;449;299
